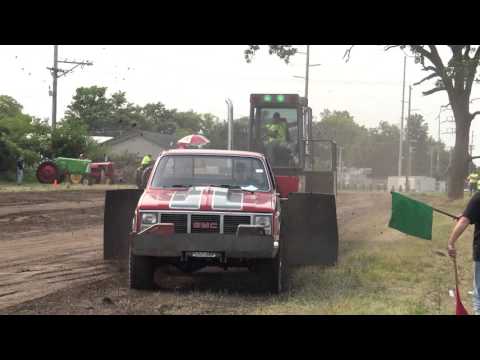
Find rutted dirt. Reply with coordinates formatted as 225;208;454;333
0;190;391;314
0;191;111;310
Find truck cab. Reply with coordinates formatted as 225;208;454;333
129;149;286;292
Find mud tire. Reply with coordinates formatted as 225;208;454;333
129;248;155;290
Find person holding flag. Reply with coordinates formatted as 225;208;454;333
447;192;480;315
389;191;471;314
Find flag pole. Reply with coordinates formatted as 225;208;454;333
390;191;459;220
452;257;469;315
432;207;459;220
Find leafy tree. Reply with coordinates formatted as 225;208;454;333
50;118;97;159
0;95;23;118
204;117;249;150
64;86;113;131
244;45;298;63
314;110;368;167
141;102;176;134
382;45;480;199
405;113;429;177
108;91;145;131
0;95;40;168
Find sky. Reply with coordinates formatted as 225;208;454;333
1;45;480;153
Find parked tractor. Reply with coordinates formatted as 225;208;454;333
36;157;116;185
89;162;116;184
36;157;91;184
103;93;338;293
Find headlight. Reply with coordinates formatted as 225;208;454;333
254;215;272;235
141;212;158;225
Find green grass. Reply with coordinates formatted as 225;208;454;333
0;182;135;192
250;194;474;315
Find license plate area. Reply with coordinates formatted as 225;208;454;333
186;251;222;259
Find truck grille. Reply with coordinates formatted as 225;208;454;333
161;213;187;233
223;215;251;234
191;214;220;234
157;213;253;234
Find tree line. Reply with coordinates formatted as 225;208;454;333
1;85;453;182
314;109;451;180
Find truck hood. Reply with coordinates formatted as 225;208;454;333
139;186;274;213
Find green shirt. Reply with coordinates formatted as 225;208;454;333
265;122;287;143
468;173;479;184
141;155;152;166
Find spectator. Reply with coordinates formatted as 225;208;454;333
16;156;24;185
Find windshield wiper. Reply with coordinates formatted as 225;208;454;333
201;184;241;189
169;184;192;188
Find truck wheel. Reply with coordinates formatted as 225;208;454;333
129;248;155;290
256;242;289;294
257;258;281;294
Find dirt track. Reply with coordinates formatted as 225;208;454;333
0;190;391;314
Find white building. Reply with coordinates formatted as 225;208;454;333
388;176;445;193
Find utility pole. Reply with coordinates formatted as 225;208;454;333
51;45;58;130
436;107;443;176
338;146;343;190
48;45;93;130
305;45;310;100
406;84;412;191
398;56;406;178
430;147;434;177
294;45;320;102
225;99;234;150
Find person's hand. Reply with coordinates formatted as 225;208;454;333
447;243;456;258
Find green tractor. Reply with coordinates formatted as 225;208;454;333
36;157;92;184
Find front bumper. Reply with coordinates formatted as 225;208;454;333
131;229;277;259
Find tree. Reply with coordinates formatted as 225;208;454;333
142;102;176;134
108;91;146;131
405;113;429;177
381;45;480;199
64;86;112;131
314;110;368;167
0;95;45;171
0;95;23;117
244;45;298;64
204;116;249;150
50;118;99;159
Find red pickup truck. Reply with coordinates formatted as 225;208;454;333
129;149;287;293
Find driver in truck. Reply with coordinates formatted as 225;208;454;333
233;162;256;188
265;112;292;167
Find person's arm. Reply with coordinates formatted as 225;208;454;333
447;216;471;258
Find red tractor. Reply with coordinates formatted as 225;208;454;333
89;162;116;184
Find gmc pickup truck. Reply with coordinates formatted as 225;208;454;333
129;149;288;293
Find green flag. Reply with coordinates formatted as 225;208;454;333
388;192;433;240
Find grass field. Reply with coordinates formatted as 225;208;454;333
242;193;475;315
0;182;135;192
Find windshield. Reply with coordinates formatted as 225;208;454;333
254;107;300;167
151;155;271;191
259;108;298;144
